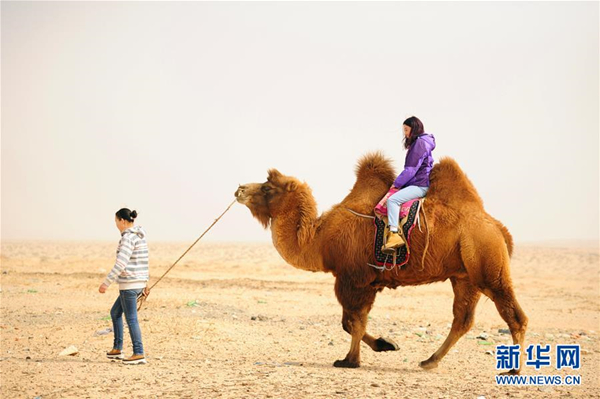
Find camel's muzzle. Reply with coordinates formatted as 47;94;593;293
234;185;244;199
235;184;249;204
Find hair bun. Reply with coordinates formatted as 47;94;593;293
130;210;138;219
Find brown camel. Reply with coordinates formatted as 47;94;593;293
234;152;527;373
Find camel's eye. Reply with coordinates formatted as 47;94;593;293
261;185;271;193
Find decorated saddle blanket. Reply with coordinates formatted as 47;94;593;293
372;198;423;269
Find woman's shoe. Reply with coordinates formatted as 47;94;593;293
382;231;406;254
106;349;124;360
123;354;147;365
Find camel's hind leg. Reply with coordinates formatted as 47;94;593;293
420;276;481;369
463;235;528;375
484;283;528;375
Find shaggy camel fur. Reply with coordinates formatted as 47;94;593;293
235;152;527;373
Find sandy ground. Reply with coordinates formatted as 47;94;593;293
1;240;599;398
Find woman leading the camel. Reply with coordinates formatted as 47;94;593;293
98;208;149;365
383;116;436;253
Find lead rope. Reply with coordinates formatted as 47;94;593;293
136;199;237;311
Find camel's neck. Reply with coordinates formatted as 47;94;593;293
270;190;325;273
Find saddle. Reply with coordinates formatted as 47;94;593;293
371;198;423;270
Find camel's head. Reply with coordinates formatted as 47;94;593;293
235;169;299;229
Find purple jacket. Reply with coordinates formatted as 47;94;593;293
393;133;436;188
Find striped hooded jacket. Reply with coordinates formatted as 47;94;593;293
104;226;149;290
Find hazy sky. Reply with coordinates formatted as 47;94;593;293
2;1;598;243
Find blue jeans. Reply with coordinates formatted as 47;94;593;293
110;289;144;355
387;186;429;231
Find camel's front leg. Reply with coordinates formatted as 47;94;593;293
334;279;386;368
341;309;399;352
334;307;369;368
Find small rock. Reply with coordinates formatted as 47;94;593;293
477;396;486;399
371;383;380;387
498;329;511;335
538;386;553;393
581;349;590;355
476;333;489;340
94;328;112;336
328;341;334;346
25;356;31;360
59;346;78;356
485;350;494;356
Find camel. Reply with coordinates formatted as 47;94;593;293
234;152;527;373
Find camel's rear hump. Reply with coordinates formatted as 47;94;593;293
428;157;484;208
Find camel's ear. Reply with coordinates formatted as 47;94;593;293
267;169;282;182
286;181;298;192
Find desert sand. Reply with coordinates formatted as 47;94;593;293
1;240;599;398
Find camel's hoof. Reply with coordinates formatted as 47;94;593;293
419;359;439;370
333;359;360;368
374;337;400;352
499;369;520;376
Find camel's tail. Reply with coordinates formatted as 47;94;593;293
493;217;514;258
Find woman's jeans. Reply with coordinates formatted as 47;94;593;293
387;186;429;231
110;288;144;355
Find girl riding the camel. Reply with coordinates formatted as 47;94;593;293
383;116;436;253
